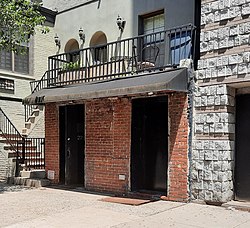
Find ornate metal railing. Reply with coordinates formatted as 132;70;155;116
0;108;45;172
31;24;196;93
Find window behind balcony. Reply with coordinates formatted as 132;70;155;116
140;11;165;67
0;45;29;74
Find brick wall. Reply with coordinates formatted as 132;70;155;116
163;92;189;202
85;98;131;193
44;93;189;200
45;103;60;183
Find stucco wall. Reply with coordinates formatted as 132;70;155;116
50;0;195;53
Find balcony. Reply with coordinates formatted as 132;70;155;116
31;24;196;94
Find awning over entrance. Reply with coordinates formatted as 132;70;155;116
23;68;189;104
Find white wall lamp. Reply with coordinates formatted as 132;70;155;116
79;27;85;43
116;15;126;32
54;34;61;49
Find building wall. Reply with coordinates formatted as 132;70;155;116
0;74;33;132
45;103;60;183
32;26;57;80
165;92;189;202
50;0;195;52
85;98;131;193
193;0;250;203
44;92;189;201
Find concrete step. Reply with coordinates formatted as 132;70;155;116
32;109;40;116
28;116;36;123
222;201;250;212
7;177;50;188
20;169;46;179
25;122;32;129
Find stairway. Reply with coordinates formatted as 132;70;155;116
0;107;45;181
22;105;44;137
8;169;50;187
0;136;45;169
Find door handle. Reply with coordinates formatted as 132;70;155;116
67;150;70;158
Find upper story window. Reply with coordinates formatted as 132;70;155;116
140;11;165;67
143;13;165;35
0;45;29;74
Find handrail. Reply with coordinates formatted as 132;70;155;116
0;108;45;171
0;108;24;174
30;70;53;94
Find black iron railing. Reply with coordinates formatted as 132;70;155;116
0;108;45;172
0;107;25;174
24;138;45;169
30;70;52;94
24;104;37;122
31;24;196;93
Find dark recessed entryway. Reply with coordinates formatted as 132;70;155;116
59;104;85;186
235;95;250;201
131;96;168;194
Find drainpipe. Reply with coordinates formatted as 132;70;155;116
180;59;196;202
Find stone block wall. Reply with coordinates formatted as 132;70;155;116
192;0;250;202
193;85;235;202
198;0;250;82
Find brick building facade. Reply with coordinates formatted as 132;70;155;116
44;91;189;201
21;0;198;201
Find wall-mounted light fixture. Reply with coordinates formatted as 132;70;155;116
116;15;126;32
54;34;61;48
79;27;85;42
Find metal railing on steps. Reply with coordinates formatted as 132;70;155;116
0;108;45;174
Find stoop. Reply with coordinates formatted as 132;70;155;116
7;170;50;188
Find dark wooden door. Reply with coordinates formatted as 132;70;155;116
131;96;168;193
235;95;250;201
59;105;84;186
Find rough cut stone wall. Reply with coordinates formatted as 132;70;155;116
192;0;250;203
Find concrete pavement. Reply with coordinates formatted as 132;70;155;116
0;184;249;228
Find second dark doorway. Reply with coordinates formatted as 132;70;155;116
131;96;168;194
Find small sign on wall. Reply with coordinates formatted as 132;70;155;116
47;170;55;180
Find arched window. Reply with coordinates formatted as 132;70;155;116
64;39;80;62
89;31;107;63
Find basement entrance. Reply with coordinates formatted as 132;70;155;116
235;94;250;201
131;96;168;194
59;104;85;185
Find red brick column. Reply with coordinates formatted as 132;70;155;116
85;98;131;193
45;103;60;183
163;92;189;202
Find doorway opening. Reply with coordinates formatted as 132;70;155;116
59;104;85;186
131;96;168;194
235;94;250;201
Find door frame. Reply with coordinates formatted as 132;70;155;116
59;104;85;186
130;95;169;194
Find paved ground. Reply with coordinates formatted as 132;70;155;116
0;183;250;228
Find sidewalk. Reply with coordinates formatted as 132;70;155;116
0;184;249;228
